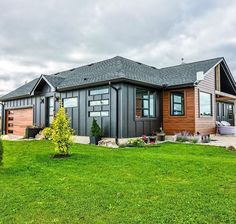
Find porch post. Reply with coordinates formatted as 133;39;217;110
235;100;236;126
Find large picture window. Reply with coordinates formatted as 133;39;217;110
171;92;184;116
136;88;156;118
199;92;212;117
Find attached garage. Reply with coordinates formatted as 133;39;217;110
5;107;33;136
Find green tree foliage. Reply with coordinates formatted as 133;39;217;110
90;118;102;137
51;103;73;155
0;140;3;166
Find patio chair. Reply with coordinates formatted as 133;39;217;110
216;121;236;136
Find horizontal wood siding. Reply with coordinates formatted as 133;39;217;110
195;68;216;135
6;108;33;136
163;87;195;135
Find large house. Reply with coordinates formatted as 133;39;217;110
0;56;236;140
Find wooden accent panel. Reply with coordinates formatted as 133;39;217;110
6;108;33;136
163;87;195;135
195;68;216;135
215;64;221;91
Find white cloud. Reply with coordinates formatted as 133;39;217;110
0;0;236;95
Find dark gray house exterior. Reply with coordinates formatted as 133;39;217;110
1;56;236;139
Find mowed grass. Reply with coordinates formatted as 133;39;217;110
0;141;236;223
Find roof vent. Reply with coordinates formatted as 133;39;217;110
136;62;142;65
54;72;59;75
84;78;87;81
70;68;75;71
151;66;157;70
196;71;204;81
88;63;94;67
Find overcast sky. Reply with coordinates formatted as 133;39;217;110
0;0;236;95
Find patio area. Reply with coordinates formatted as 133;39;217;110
207;135;236;148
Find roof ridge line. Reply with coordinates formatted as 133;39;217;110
159;57;223;70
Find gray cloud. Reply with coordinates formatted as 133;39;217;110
0;0;236;95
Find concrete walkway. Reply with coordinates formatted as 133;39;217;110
206;135;236;148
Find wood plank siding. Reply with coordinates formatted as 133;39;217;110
163;67;217;135
163;87;195;135
6;107;33;136
195;68;216;135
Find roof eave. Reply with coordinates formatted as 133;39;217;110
57;78;163;91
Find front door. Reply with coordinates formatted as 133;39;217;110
45;97;54;126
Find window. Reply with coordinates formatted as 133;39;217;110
228;104;233;119
8;123;13;127
48;97;54;124
8;110;14;115
8;117;14;121
171;92;184;116
199;92;212;117
216;103;220;116
8;130;13;134
89;99;109;106
89;111;109;117
89;88;109;96
136;88;156;118
64;97;78;108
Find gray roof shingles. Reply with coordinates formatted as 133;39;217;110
0;56;224;101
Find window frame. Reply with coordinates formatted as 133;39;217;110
170;91;185;116
89;111;109;117
89;99;109;106
199;91;213;117
135;88;156;119
63;97;78;108
89;88;109;96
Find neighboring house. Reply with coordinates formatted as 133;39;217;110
0;56;236;139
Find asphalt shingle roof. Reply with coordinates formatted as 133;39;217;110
0;56;225;101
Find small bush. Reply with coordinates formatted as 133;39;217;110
0;140;3;166
176;131;200;143
42;127;52;140
127;138;145;147
51;104;74;155
90;118;102;137
227;145;236;151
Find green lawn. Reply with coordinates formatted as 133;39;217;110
0;141;236;223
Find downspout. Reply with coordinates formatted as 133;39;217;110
109;82;121;145
0;102;5;135
161;84;168;131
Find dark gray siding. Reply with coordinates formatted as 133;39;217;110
2;82;161;138
119;83;161;138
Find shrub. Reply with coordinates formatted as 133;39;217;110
51;104;73;155
0;140;3;166
42;127;52;140
127;138;145;147
175;131;200;143
227;145;236;151
90;118;102;137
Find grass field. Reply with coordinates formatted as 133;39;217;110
0;141;236;223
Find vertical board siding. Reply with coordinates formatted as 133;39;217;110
195;68;216;134
3;82;161;138
163;87;195;135
121;83;161;138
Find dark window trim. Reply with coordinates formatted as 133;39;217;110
135;88;157;120
170;91;185;116
88;111;109;117
89;88;109;96
63;97;78;108
199;90;213;118
89;99;109;107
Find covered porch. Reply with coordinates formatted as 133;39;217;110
215;90;236;126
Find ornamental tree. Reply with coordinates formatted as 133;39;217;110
51;102;73;155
